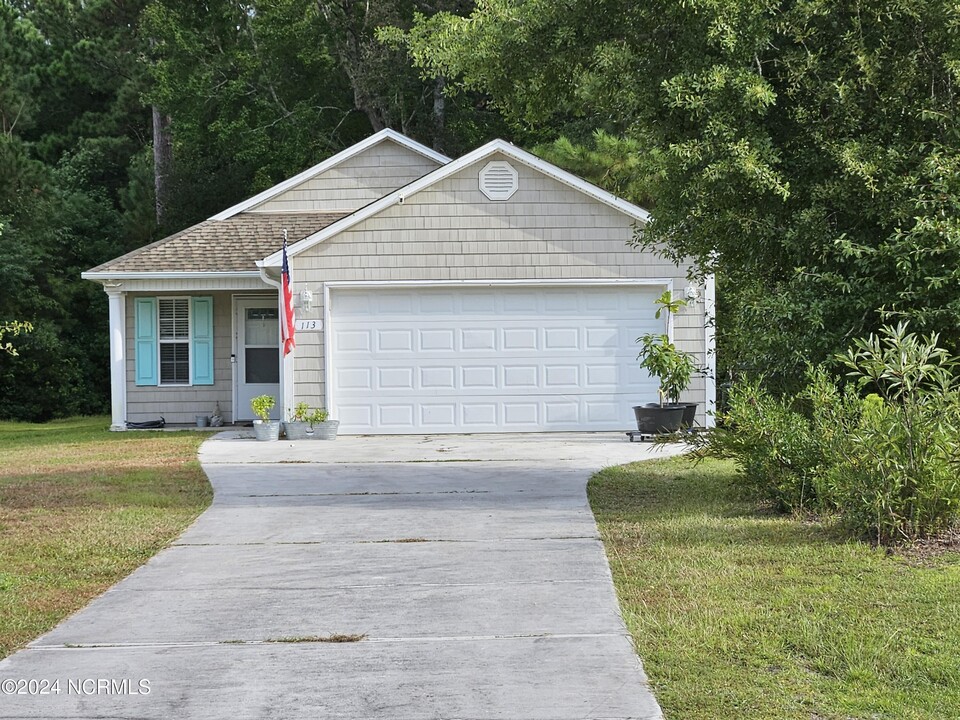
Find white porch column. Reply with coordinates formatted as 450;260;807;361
106;288;127;431
703;274;717;428
282;350;295;421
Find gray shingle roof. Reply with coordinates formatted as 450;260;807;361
87;212;346;274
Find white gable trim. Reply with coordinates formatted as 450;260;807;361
211;129;451;221
259;139;651;268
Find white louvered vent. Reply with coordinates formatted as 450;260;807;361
479;161;519;200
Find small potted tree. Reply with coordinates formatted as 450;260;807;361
284;401;312;440
633;291;701;434
251;395;280;441
308;407;339;440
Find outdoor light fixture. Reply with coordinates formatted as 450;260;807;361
299;289;314;313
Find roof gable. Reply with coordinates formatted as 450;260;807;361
212;129;450;220
261;139;650;268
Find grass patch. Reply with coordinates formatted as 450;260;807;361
0;416;211;659
265;634;366;643
589;457;960;720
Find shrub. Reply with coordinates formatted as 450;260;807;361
691;377;821;512
819;323;960;543
697;324;960;544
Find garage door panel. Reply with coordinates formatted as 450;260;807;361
544;327;579;350
338;405;373;428
337;367;372;390
462;403;498;427
504;403;538;426
462;328;497;351
462;366;497;389
421;403;456;426
545;401;579;424
503;365;538;389
419;292;456;314
378;367;414;390
544;365;579;387
585;401;620;423
377;329;413;352
419;329;455;351
501;292;538;313
503;328;539;350
460;293;496;313
378;404;415;427
377;293;413;314
329;286;664;433
586;327;619;349
585;364;618;387
335;330;372;352
420;366;456;389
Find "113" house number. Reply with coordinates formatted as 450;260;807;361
295;319;322;331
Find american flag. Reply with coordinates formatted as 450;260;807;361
281;233;296;356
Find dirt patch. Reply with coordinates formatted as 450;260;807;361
895;528;960;566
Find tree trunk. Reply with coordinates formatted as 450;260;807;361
152;106;173;225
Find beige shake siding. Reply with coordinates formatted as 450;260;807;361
291;152;706;422
250;142;442;214
124;291;241;424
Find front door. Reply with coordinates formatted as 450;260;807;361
235;297;281;420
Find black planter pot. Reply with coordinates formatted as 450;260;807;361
681;402;698;428
632;403;686;434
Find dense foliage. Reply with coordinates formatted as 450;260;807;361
399;0;960;387
696;325;960;543
0;0;500;420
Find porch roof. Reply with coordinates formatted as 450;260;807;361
86;212;346;275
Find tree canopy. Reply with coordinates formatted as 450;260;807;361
399;0;960;384
0;0;499;420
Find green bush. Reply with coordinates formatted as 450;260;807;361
817;324;960;543
695;324;960;544
692;377;822;512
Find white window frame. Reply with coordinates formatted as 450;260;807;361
157;296;193;387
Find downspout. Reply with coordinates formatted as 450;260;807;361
258;263;294;421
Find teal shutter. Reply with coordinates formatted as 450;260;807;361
134;298;158;386
191;296;214;385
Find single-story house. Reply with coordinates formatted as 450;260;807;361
83;129;715;433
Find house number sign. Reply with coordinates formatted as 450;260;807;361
295;319;323;332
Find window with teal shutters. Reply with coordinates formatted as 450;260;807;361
134;298;158;386
191;296;214;385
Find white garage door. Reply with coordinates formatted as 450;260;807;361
329;285;664;434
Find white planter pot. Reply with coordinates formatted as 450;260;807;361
253;420;281;441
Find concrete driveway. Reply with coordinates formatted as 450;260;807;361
0;433;681;719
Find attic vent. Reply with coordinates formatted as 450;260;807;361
479;161;519;201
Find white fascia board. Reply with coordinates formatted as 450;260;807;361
322;278;672;289
260;139;652;268
82;271;262;280
211;129;451;221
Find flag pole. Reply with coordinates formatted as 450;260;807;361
280;229;296;421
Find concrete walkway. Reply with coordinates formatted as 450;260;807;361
0;433;681;719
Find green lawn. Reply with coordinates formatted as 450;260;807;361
589;457;960;720
0;416;211;658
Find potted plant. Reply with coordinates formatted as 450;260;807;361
251;394;280;441
633;291;701;434
308;407;339;440
284;401;312;440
